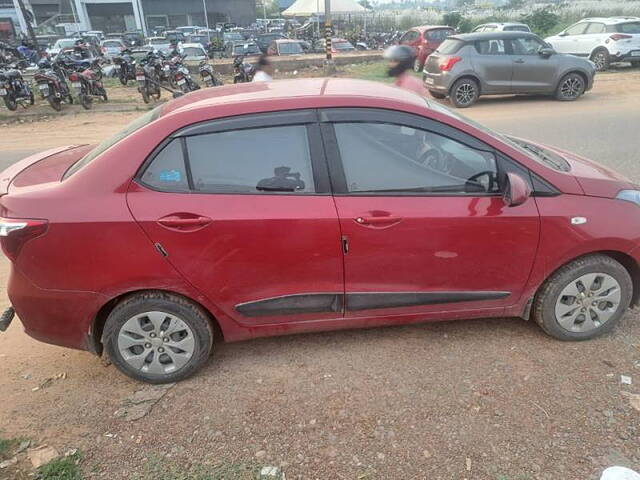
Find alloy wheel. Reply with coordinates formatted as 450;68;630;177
592;52;607;71
554;273;621;333
455;83;476;106
117;311;195;375
560;76;583;99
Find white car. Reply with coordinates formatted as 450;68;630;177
100;39;125;57
545;17;640;71
146;36;172;55
472;22;531;33
46;38;77;57
178;43;208;62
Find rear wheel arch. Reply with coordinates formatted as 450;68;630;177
89;289;224;355
449;74;482;95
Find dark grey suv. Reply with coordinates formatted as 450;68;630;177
423;32;596;108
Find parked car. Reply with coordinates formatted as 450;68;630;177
423;32;596;107
267;39;304;56
100;39;125;57
224;41;261;58
46;38;77;57
399;25;455;71
223;31;245;47
123;31;144;47
545;17;640;71
186;34;211;49
145;37;172;55
2;78;639;383
256;33;287;53
176;26;203;36
164;30;186;45
178;43;209;62
472;22;531;33
314;38;356;54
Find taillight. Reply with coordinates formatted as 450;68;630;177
608;33;632;42
439;56;462;71
69;72;79;81
0;218;48;260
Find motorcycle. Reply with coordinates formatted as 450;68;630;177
165;54;199;93
198;60;223;88
68;59;108;110
112;50;136;85
233;56;255;84
136;55;162;104
0;64;34;111
33;59;73;111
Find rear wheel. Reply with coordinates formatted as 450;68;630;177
104;291;214;383
100;87;108;102
119;73;128;86
3;95;17;111
590;48;610;71
46;95;62;111
28;90;34;105
449;78;479;108
533;255;632;341
141;87;150;104
555;72;585;101
429;90;446;99
79;93;92;110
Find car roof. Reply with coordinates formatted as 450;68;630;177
579;16;640;24
274;39;299;43
162;78;427;118
412;25;454;32
451;31;539;42
101;39;123;44
180;43;206;49
477;22;528;26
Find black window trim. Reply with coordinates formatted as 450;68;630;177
135;109;332;196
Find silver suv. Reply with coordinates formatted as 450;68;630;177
423;32;596;108
545;17;640;71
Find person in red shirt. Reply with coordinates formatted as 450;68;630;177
383;45;426;96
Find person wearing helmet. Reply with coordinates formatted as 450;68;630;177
383;45;425;96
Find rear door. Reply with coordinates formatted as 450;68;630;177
127;111;345;326
320;108;540;319
509;35;559;92
580;22;607;54
471;38;513;93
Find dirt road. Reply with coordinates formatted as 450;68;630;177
0;69;639;480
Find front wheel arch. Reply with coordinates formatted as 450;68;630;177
90;289;223;356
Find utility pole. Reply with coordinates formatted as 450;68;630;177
324;0;335;73
203;0;210;41
13;0;37;45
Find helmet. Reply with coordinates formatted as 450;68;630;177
383;44;415;62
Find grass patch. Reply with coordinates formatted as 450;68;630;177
0;437;20;459
133;456;261;480
35;451;82;480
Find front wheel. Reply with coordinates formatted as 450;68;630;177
119;73;128;86
103;292;214;384
449;78;479;108
555;72;585;101
140;87;150;104
79;93;92;110
47;95;62;111
590;49;610;71
3;94;18;111
533;255;632;341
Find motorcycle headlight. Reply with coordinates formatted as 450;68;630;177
616;190;640;206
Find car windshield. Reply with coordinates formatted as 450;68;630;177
103;41;122;48
279;42;302;54
504;25;530;32
149;38;167;45
426;100;571;172
615;22;640;33
55;39;75;49
183;47;205;56
233;44;260;55
63;107;163;179
437;38;464;54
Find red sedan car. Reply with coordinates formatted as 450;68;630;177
1;79;638;383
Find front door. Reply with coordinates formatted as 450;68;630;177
509;36;559;92
320;109;540;319
127;111;344;326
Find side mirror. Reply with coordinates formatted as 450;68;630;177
503;172;531;207
558;31;568;37
538;46;554;57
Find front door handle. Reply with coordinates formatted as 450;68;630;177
514;58;525;64
157;214;212;231
354;216;402;227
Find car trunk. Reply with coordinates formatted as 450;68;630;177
424;53;441;74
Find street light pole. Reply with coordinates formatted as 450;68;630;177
203;0;210;41
13;0;37;45
324;0;331;61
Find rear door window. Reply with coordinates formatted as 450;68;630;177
475;39;506;55
585;22;606;34
141;139;189;191
565;23;588;35
427;29;453;42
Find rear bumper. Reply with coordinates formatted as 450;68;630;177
422;71;453;93
610;50;640;63
7;263;107;353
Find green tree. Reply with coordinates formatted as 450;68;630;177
358;0;373;9
442;11;463;28
520;7;560;36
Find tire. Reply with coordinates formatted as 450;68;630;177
152;88;161;100
67;94;74;104
28;90;34;105
141;87;150;104
590;48;610;72
555;72;585;101
533;254;632;341
101;87;108;102
79;93;92;110
449;77;479;108
119;73;128;86
3;95;17;111
413;57;424;73
429;90;446;99
47;95;62;111
103;291;214;383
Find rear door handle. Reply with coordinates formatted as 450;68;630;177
157;214;212;231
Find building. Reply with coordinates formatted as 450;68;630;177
72;0;256;34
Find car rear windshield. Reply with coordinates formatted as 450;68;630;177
504;25;530;32
183;47;205;56
333;41;354;50
613;22;640;33
279;42;303;54
63;107;163;179
437;38;464;55
103;41;122;47
426;100;571;172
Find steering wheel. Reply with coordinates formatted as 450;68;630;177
466;170;496;193
418;148;452;174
